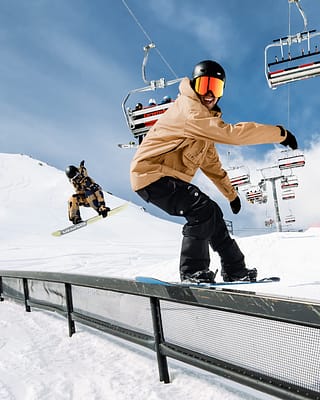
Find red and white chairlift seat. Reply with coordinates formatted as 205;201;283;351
230;174;250;188
128;101;174;138
282;189;296;200
121;42;182;147
268;61;320;88
245;187;267;204
227;166;250;188
121;77;181;146
278;150;305;170
281;175;299;189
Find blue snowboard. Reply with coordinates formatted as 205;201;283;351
135;276;280;288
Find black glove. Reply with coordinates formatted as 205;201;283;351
278;126;298;150
80;160;85;167
230;196;241;214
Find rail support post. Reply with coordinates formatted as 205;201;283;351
65;283;76;337
0;277;4;301
22;278;31;312
149;296;170;383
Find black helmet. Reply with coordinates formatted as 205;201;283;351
65;165;79;179
191;60;226;98
192;60;226;81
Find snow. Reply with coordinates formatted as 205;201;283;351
0;153;319;400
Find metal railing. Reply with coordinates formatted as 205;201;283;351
0;270;319;400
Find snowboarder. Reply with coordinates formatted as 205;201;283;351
65;160;110;225
130;60;298;284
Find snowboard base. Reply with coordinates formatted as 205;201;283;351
135;276;280;288
52;203;128;237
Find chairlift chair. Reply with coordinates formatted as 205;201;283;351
265;218;274;227
265;29;320;89
227;166;250;188
285;214;296;223
121;43;182;147
122;100;175;147
265;0;320;88
282;188;296;200
245;186;267;204
258;179;267;191
278;149;305;170
281;174;299;189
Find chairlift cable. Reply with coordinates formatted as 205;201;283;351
287;1;292;129
287;83;291;130
121;0;179;79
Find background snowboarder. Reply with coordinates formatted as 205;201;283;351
65;160;110;225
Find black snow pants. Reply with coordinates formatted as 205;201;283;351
136;177;245;279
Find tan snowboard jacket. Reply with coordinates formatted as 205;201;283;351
130;77;287;201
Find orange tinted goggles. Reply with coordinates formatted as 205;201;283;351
194;76;224;97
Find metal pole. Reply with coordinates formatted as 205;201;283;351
22;278;31;312
271;178;282;232
149;297;170;383
65;283;76;337
0;277;4;301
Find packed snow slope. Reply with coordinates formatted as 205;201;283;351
0;152;319;400
0;152;319;302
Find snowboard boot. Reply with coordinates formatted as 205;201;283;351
71;216;83;225
222;267;257;282
181;269;217;284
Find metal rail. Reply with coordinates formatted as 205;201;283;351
0;270;319;400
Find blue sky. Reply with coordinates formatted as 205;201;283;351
1;0;320;234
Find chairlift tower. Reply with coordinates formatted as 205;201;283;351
258;166;284;232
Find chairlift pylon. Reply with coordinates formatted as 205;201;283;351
120;43;182;148
265;0;320;89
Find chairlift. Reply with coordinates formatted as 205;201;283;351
118;141;138;149
265;0;320;88
258;179;267;191
245;186;267;204
282;188;296;200
227;166;250;188
278;149;305;170
265;218;275;227
264;207;274;227
121;43;182;147
281;174;299;189
127;101;174;140
285;214;296;223
265;30;320;89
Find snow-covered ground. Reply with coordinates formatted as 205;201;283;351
0;153;319;400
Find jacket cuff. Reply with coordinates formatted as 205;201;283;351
276;125;286;137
